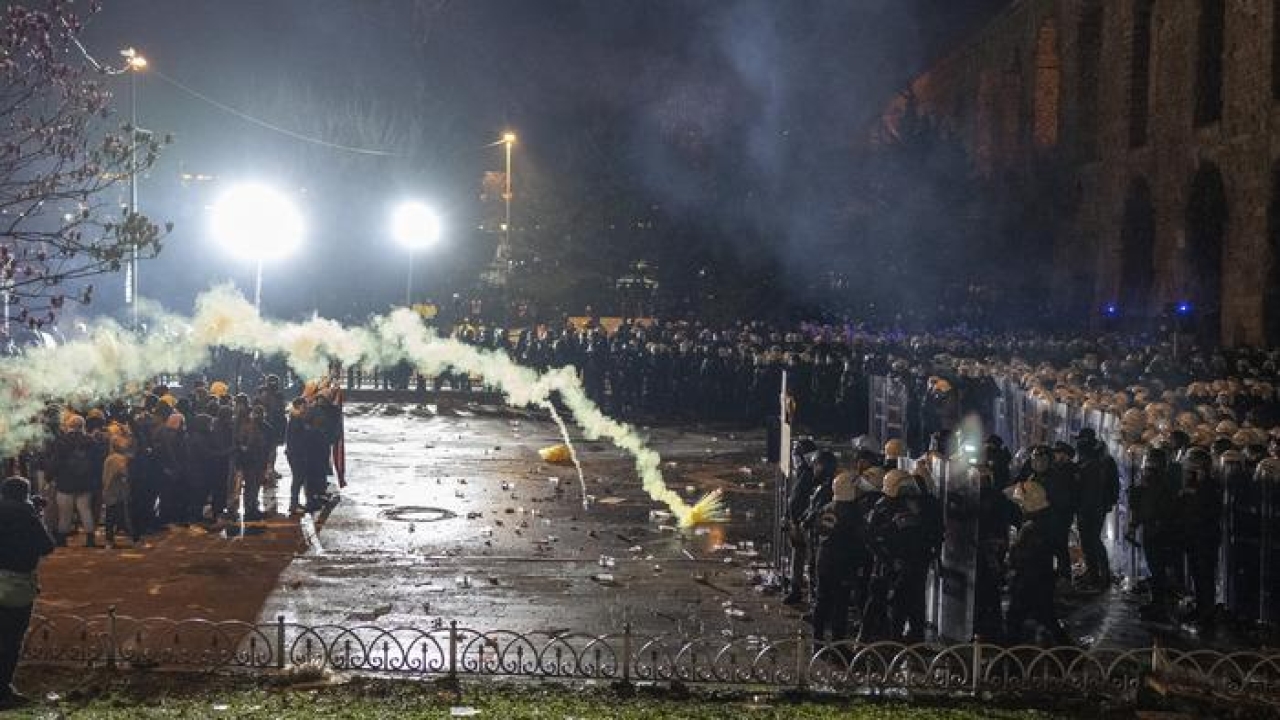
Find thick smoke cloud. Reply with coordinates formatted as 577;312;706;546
0;286;721;525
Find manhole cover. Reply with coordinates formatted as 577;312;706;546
381;506;457;523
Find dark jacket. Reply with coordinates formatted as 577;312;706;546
185;415;218;481
155;425;188;482
1132;466;1180;536
1008;511;1055;603
815;501;871;580
1075;449;1119;515
1040;464;1079;519
786;465;815;523
979;484;1021;544
1176;470;1223;546
867;494;935;568
49;431;100;494
235;419;270;471
286;410;326;477
0;499;56;573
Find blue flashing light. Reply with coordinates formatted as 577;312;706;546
1103;303;1119;318
1175;301;1193;316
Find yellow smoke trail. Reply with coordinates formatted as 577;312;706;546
0;285;721;527
541;401;588;508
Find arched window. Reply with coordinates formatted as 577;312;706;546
1195;0;1225;126
1076;1;1103;157
1186;163;1228;342
1033;22;1061;148
1120;178;1156;316
1130;0;1154;147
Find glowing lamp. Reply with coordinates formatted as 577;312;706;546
1175;301;1193;316
211;184;304;262
391;201;441;250
1103;303;1119;318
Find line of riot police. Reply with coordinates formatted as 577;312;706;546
781;428;1172;648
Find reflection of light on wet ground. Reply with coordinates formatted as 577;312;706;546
257;407;791;637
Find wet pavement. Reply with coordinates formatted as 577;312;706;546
260;403;798;638
31;399;1275;652
193;400;1275;651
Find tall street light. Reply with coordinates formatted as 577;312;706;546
121;47;148;330
391;201;441;306
210;184;304;313
498;131;516;283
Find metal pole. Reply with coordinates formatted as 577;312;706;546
254;259;263;314
503;139;512;264
276;614;286;670
405;249;414;307
129;68;140;331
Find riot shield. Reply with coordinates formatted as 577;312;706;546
1223;454;1262;620
933;458;980;641
1259;458;1280;625
1110;442;1147;588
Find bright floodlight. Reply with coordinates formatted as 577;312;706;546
392;201;441;250
211;184;304;262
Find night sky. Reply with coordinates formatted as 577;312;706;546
75;0;1008;321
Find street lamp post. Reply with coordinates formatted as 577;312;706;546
391;201;441;306
210;184;304;313
499;132;516;282
121;48;147;330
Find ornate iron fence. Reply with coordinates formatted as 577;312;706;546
21;611;1280;699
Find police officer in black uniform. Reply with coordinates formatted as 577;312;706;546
782;439;819;605
811;471;871;643
1005;479;1073;645
1074;428;1119;590
1177;447;1222;627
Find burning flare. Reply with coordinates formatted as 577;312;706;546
683;488;727;527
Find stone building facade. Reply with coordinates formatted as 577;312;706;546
883;0;1280;346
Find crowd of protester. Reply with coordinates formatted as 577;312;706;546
4;314;1280;696
2;373;344;550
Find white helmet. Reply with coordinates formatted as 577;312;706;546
832;472;857;502
882;469;913;498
